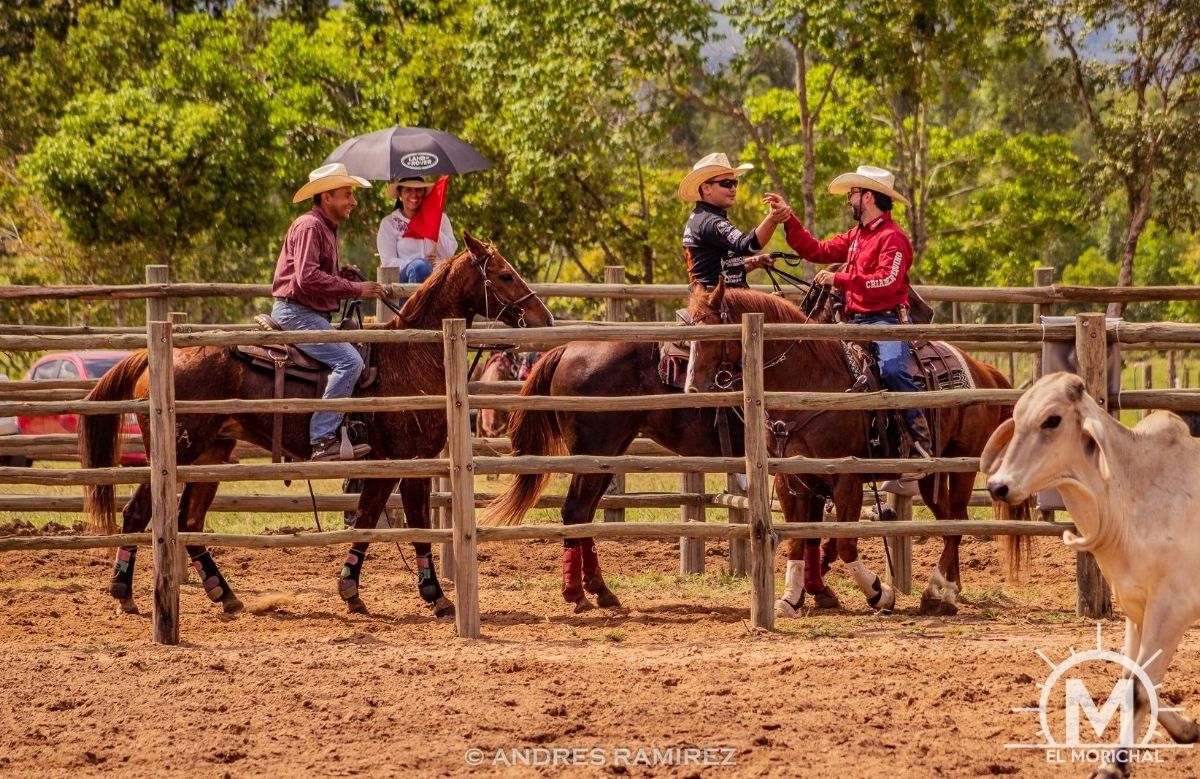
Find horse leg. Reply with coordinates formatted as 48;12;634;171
336;476;398;616
182;440;242;614
109;485;151;613
561;473;619;613
919;472;971;616
833;477;895;613
774;477;838;617
400;477;455;619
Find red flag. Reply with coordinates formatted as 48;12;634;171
402;176;449;241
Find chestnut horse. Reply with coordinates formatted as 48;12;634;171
684;282;1026;616
80;235;552;618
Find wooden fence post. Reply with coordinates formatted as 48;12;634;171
147;320;179;645
377;266;399;324
680;471;705;574
443;319;480;638
169;312;190;585
1033;267;1056;524
146;265;169;325
1140;363;1152;421
726;473;748;576
1075;313;1113;619
741;313;774;630
883;493;912;594
603;266;626;524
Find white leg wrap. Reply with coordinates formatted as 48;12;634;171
775;560;805;618
847;559;894;612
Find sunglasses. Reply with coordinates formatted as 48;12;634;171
706;178;739;190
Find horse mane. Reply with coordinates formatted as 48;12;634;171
386;248;475;331
720;287;811;324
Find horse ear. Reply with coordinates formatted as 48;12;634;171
707;278;726;310
462;231;487;259
980;417;1014;475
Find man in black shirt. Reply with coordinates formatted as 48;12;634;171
679;153;788;288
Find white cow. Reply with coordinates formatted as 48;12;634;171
982;372;1200;778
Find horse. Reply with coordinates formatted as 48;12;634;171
683;281;1027;616
475;350;521;439
80;234;553;619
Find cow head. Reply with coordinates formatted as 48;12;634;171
983;372;1113;508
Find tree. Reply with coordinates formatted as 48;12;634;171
1037;0;1200;315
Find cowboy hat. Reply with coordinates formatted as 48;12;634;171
386;176;437;199
827;165;911;206
678;152;754;202
292;163;371;204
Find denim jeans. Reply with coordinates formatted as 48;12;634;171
272;299;363;443
400;258;433;284
848;313;923;431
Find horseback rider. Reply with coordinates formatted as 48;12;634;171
765;166;934;465
679;153;790;289
271;163;388;462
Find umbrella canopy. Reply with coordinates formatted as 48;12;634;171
323;126;491;181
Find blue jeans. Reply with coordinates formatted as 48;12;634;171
400;259;433;284
848;313;923;431
272;299;363;443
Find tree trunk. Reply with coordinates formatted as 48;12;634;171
793;38;816;232
1108;185;1153;318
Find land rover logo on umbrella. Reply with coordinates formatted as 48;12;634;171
401;153;439;171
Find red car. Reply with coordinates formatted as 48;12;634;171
18;350;146;465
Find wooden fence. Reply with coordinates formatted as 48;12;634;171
5;310;1200;644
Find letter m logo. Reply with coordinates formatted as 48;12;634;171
1065;678;1135;746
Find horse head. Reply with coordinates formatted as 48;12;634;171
462;232;553;328
683;280;742;393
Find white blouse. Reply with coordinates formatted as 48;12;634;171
376;210;458;270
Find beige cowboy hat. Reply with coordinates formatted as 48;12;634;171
678;152;754;202
292;163;371;204
827;165;911;206
386;175;437;199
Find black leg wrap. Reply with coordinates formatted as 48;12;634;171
191;551;231;603
416;552;443;604
109;546;137;599
338;548;366;600
866;575;883;608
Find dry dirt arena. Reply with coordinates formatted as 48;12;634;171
2;527;1199;778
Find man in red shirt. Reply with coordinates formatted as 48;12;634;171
272;163;388;461
766;166;932;460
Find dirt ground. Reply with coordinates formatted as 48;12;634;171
1;526;1198;778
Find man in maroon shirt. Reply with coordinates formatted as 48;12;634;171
272;163;388;461
766;166;932;466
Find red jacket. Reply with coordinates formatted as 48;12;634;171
782;212;913;314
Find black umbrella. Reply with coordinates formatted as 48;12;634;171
323;126;491;180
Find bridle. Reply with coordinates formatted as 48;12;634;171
469;248;541;328
691;298;796;391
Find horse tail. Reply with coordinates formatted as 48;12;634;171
993;398;1033;582
479;346;568;527
80;350;149;535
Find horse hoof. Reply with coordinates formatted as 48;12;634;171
813;587;840;609
919;597;942;615
431;597;455;619
775;599;799;618
117;598;138;615
345;596;369;615
594;591;621;609
872;583;896;614
221;596;244;615
572;597;596;614
937;601;959;617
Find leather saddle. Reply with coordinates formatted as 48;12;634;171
657;309;698;390
231;311;378;462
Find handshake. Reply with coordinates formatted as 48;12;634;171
762;192;793;225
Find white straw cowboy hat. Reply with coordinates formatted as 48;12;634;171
827;165;911;207
386;175;436;199
678;152;754;202
292;163;371;204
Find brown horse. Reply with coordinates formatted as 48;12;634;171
80;234;553;618
478;336;760;612
475;350;521;438
684;282;1026;616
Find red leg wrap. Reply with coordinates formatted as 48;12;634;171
580;538;600;579
803;541;825;593
562;546;584;603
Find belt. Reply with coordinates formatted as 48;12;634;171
848;307;900;319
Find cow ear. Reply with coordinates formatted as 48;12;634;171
981;417;1015;475
1081;415;1112;480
